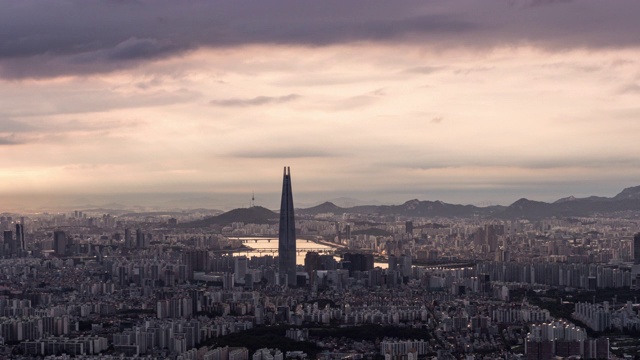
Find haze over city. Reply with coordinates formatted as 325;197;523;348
1;0;640;210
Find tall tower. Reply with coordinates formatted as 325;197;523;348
15;223;25;255
278;166;297;286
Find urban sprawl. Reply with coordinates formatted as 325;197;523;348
1;174;640;360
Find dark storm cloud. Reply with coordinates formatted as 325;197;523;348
210;94;300;107
1;1;640;78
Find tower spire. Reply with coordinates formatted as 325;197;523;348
278;166;297;286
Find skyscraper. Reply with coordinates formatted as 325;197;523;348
2;230;12;257
634;233;640;265
15;223;25;255
234;255;248;284
124;228;132;248
136;228;145;248
278;167;297;286
53;230;67;256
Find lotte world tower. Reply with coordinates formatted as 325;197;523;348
278;167;297;286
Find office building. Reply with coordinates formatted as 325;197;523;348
53;231;67;256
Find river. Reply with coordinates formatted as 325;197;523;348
232;237;387;268
232;238;335;265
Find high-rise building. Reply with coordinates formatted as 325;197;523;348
15;223;25;255
234;256;248;284
634;233;640;265
305;251;320;286
278;167;297;286
53;230;67;256
342;253;374;276
124;228;132;248
405;221;413;235
2;230;12;257
136;229;145;249
475;224;504;253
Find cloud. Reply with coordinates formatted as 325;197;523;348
1;1;640;78
0;134;26;145
0;116;147;149
431;117;444;124
405;66;446;74
0;119;34;132
540;62;601;73
388;156;640;172
229;148;338;159
210;94;300;107
619;83;640;94
524;0;575;7
72;37;188;63
453;66;494;75
321;88;387;111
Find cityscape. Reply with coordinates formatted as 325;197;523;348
2;1;640;359
2;167;640;359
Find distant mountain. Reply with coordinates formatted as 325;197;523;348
553;196;578;203
327;197;386;207
180;206;278;228
497;198;555;219
119;209;222;218
296;197;387;209
613;185;640;200
298;202;347;215
554;195;608;203
351;199;506;218
297;185;640;220
299;199;505;218
494;186;640;219
175;185;640;224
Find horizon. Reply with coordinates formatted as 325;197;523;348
2;1;640;212
0;182;637;213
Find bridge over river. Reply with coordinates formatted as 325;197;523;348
238;247;336;255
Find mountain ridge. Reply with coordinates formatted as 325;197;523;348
179;185;640;224
298;185;640;220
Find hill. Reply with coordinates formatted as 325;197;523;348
297;201;347;215
180;206;278;228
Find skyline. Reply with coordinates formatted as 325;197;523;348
2;1;640;210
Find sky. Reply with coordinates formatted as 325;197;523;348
1;0;640;211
